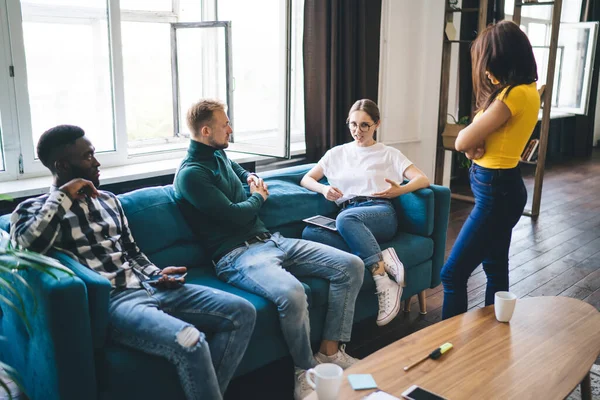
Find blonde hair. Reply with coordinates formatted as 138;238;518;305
186;99;226;136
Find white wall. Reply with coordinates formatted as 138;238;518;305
378;0;446;182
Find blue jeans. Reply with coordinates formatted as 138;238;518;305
108;284;256;400
214;232;364;370
302;200;398;268
441;164;527;319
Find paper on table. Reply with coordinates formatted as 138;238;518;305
348;374;377;390
363;391;401;400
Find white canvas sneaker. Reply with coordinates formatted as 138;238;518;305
314;344;359;369
294;368;314;400
374;273;402;326
381;247;405;287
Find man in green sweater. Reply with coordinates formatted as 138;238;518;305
174;99;365;400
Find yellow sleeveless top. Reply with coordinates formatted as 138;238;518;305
474;82;540;169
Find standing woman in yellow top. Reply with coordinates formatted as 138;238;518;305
441;20;540;319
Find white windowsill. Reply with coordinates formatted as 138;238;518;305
2;143;306;199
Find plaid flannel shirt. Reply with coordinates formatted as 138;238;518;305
10;186;161;290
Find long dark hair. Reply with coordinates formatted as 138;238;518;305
471;20;538;112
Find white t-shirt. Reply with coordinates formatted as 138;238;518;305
318;142;413;204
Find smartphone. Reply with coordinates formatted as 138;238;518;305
146;272;188;286
401;385;446;400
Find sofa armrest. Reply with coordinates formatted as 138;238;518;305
428;184;451;288
51;251;111;349
0;256;98;400
391;187;435;237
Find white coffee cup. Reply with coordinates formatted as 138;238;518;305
494;291;517;322
306;363;343;400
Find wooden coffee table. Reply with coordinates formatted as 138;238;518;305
306;296;600;400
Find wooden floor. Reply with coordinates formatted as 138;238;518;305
438;148;600;321
345;148;600;362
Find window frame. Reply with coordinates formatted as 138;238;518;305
504;1;598;116
0;0;301;183
0;0;19;180
171;21;234;138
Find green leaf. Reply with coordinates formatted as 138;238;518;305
0;276;26;315
0;265;35;302
0;360;24;400
0;194;12;201
0;265;37;311
0;378;13;400
0;293;31;334
11;257;58;280
10;250;73;276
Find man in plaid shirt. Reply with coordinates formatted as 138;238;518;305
10;125;256;400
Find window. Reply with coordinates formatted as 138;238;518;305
173;22;232;137
0;0;305;182
551;22;598;114
19;0;115;160
504;0;598;115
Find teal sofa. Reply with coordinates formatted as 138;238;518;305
0;164;450;400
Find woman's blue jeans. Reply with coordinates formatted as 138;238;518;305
441;164;527;319
302;200;398;268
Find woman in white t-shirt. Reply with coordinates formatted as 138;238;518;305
300;99;430;327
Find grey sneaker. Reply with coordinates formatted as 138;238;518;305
374;273;402;326
294;368;314;400
382;247;405;286
314;344;359;369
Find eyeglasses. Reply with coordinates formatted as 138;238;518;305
347;121;375;133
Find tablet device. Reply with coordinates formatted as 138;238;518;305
302;215;337;231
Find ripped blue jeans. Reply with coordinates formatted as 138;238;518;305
108;285;256;400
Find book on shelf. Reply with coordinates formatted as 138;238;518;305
521;139;539;162
527;139;540;162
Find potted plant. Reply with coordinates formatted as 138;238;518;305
0;224;73;399
445;116;472;185
442;114;468;150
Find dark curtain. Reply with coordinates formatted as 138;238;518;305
303;0;382;162
575;0;600;153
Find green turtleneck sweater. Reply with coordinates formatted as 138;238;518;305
173;140;268;259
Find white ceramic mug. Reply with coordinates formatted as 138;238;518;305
305;363;343;400
494;291;517;322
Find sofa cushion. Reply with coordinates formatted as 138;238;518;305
259;179;338;232
117;186;209;267
392;188;435;237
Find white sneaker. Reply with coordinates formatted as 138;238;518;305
382;247;405;287
294;368;314;400
374;273;402;326
314;344;359;369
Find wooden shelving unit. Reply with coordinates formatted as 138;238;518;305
433;0;488;197
514;0;563;218
434;0;564;219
